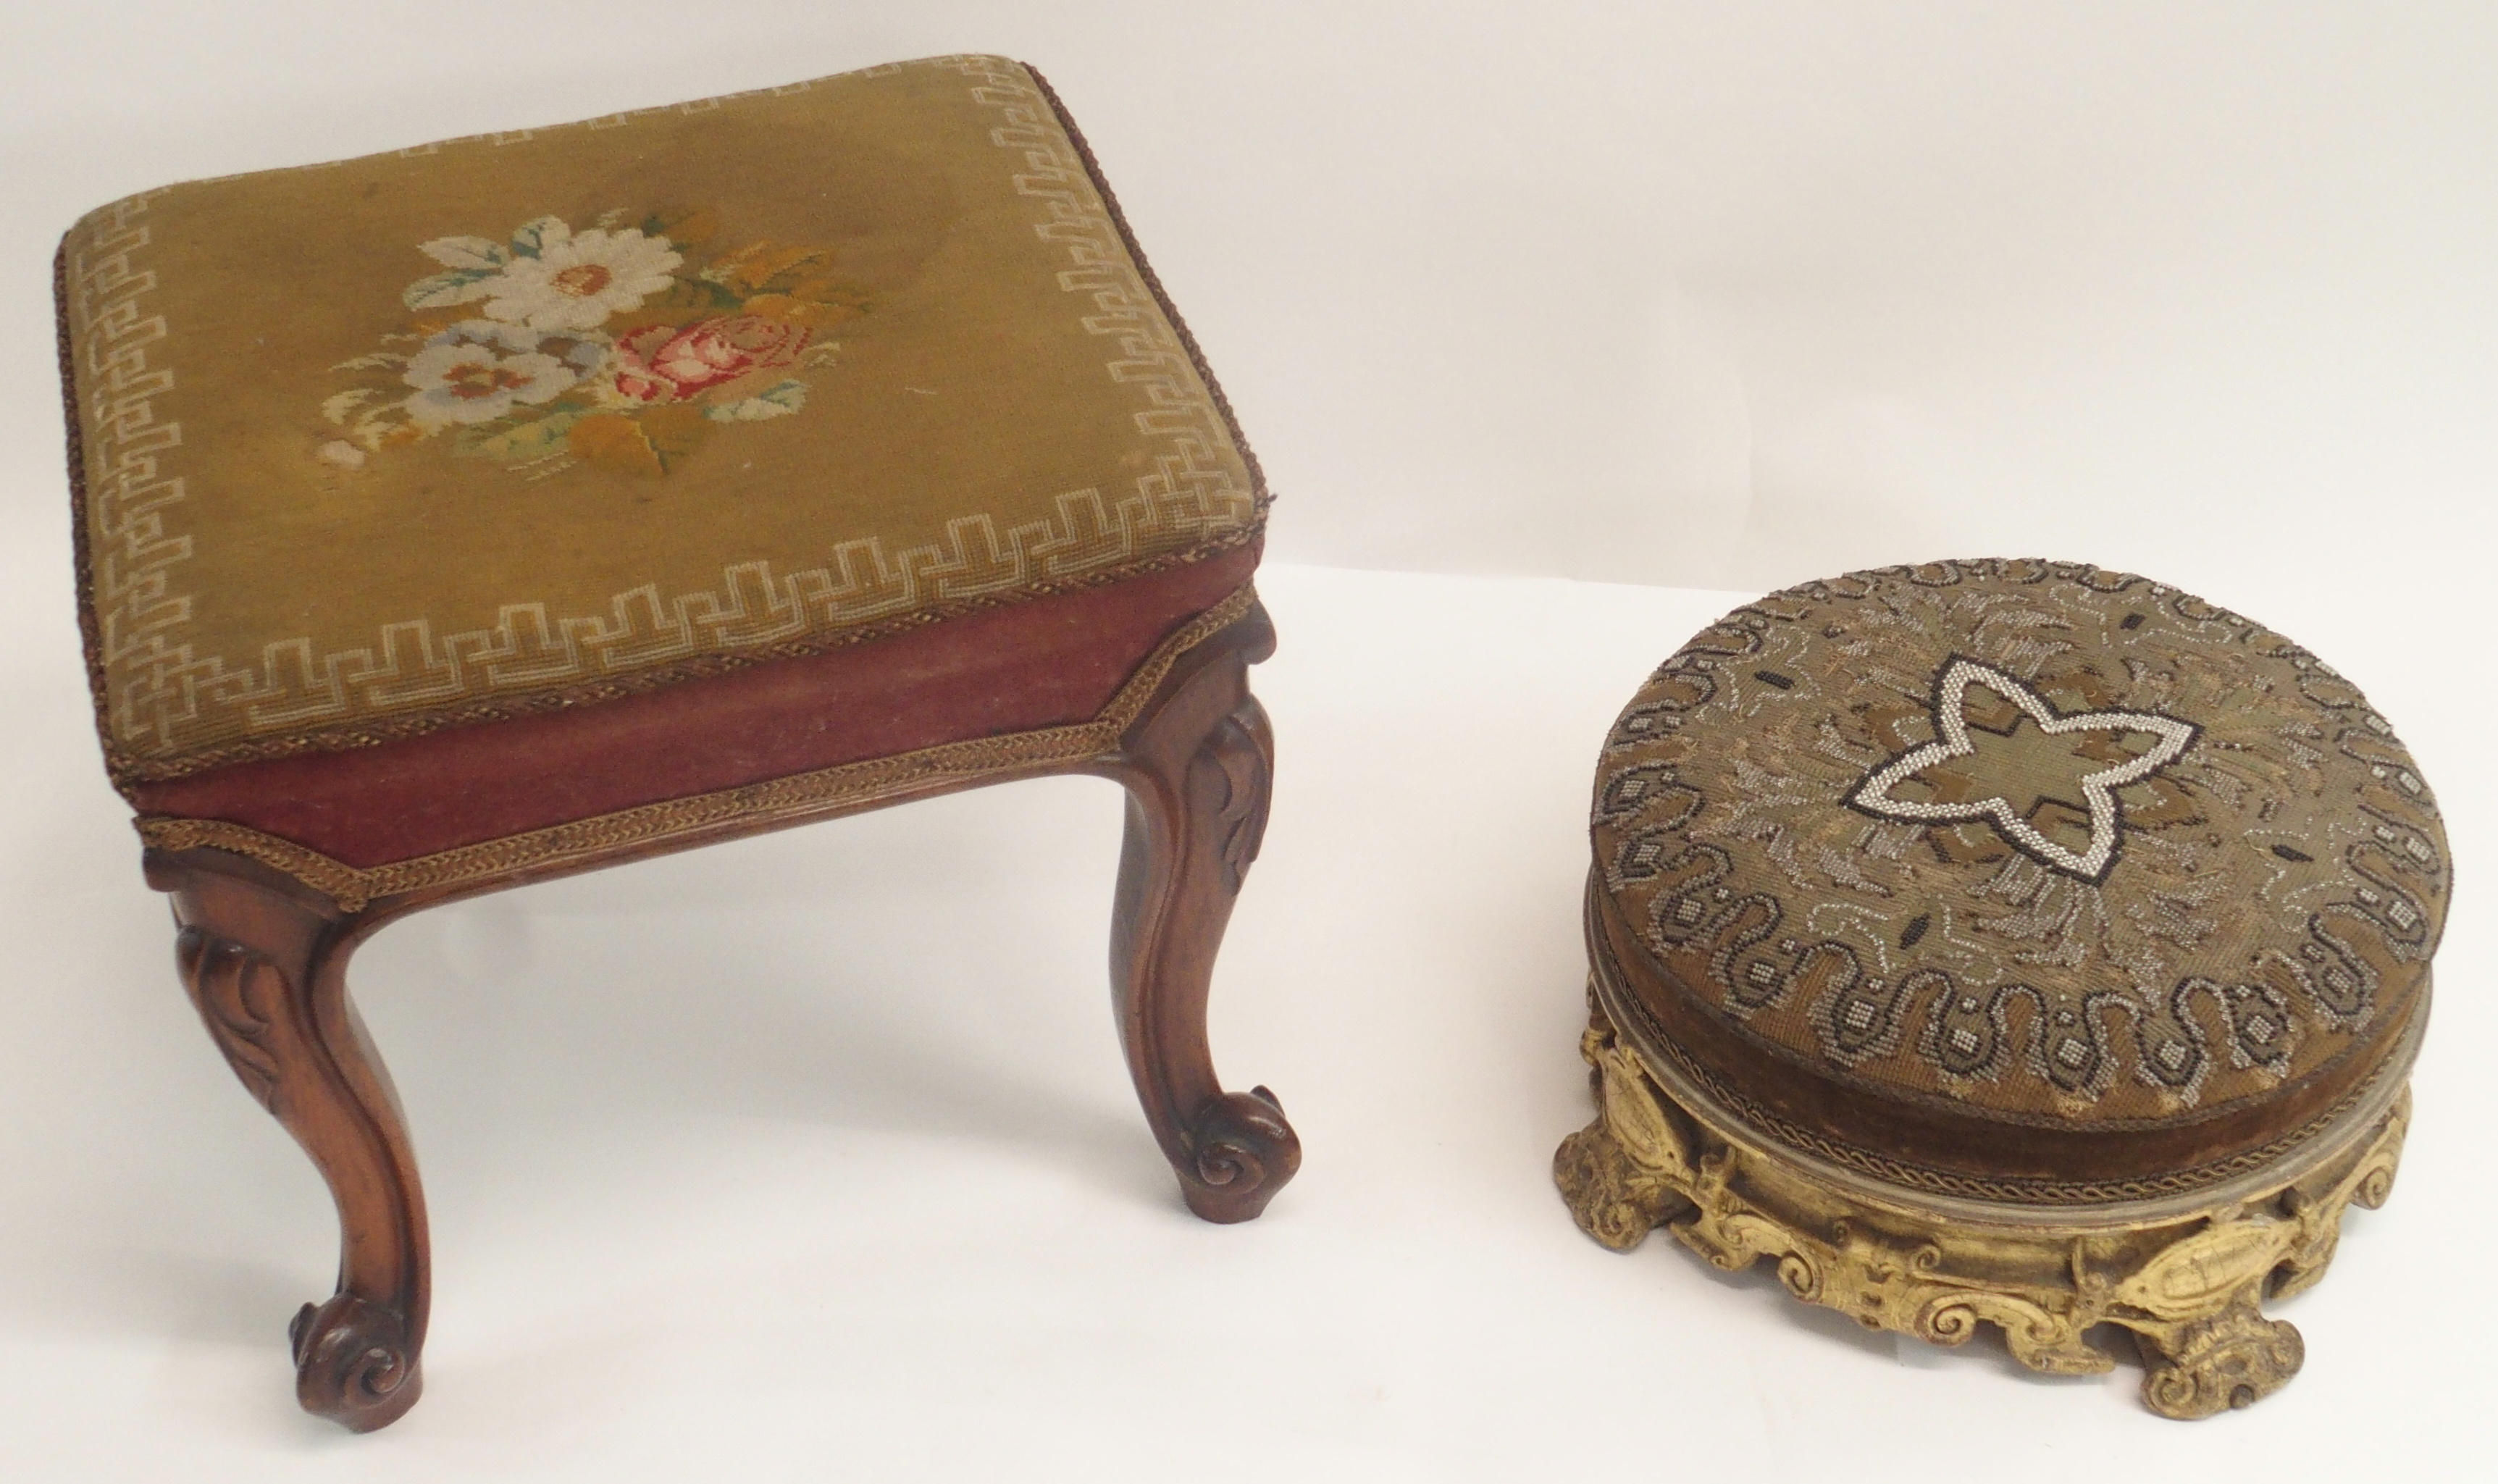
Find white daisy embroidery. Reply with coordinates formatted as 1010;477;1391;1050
483;223;680;330
406;218;684;332
1845;658;2198;882
400;320;603;428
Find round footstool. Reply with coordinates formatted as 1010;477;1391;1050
1554;558;2444;1417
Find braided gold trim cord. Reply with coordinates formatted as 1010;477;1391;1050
1588;884;2418;1209
138;584;1257;912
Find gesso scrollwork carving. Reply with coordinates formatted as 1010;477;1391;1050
1555;1003;2408;1420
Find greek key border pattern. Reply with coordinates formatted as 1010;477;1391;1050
138;584;1256;911
66;195;190;776
950;56;1254;555
67;56;1257;782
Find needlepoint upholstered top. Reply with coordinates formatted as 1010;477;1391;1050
62;54;1260;810
1590;558;2445;1199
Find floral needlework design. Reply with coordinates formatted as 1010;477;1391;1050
318;208;866;477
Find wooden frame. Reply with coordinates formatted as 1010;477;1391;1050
142;600;1299;1431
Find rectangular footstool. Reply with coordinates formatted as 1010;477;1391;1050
56;54;1298;1430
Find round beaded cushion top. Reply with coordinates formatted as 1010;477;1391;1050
1555;558;2447;1419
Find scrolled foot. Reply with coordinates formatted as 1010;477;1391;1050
1554;1120;1689;1252
290;1294;422;1433
2136;1307;2304;1420
156;850;431;1430
1178;1086;1301;1224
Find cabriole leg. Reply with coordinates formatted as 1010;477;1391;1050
146;847;428;1432
1096;603;1301;1223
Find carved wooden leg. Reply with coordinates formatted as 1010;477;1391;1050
1092;602;1301;1223
146;847;427;1432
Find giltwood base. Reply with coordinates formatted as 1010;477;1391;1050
1555;995;2407;1420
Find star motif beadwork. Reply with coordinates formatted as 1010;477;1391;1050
1844;658;2199;883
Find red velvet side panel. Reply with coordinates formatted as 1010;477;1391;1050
132;548;1259;868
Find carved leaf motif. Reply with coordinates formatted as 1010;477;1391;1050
1597;1046;1690;1181
1554;1120;1665;1249
176;928;288;1116
1914;1289;2111;1374
1189;706;1270;892
1696;1209;1798;1275
2111;1219;2295;1320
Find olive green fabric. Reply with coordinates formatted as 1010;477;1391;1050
1592;559;2447;1131
61;56;1260;784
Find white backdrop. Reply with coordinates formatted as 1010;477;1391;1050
1;5;2490;1480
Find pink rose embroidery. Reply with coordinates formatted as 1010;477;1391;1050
613;315;812;404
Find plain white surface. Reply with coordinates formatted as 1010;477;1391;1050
2;3;2492;1477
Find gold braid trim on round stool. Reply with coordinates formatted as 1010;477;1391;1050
1556;983;2413;1420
